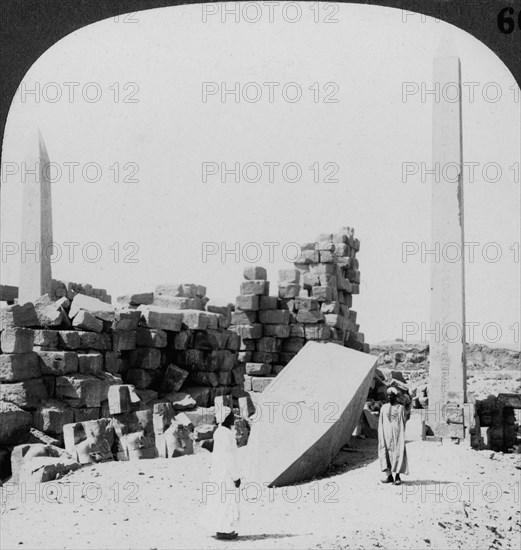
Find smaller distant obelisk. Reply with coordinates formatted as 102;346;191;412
427;31;467;438
18;131;53;303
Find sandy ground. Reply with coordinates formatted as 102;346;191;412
1;414;520;550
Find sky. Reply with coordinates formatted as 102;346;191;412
1;3;520;349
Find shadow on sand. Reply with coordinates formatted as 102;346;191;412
401;479;455;486
237;534;301;542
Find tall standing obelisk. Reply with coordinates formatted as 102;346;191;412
427;31;467;437
19;131;53;303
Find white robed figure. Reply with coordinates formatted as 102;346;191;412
378;387;409;485
206;406;241;540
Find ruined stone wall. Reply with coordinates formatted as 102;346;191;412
0;225;369;477
231;226;369;395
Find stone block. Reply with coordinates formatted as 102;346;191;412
279;352;296;365
12;444;78;484
153;295;204;310
126;369;155;390
0;402;32;444
302;272;320;289
288;323;305;337
183;386;212;408
172;330;191;350
234;324;262;339
194;329;224;350
246;342;377;486
33;399;74;435
240;280;269;296
296;309;325;324
136;328;167;348
77;352;103;375
135;389;158;406
116;292;153;306
1;327;33;353
33;329;58;348
104;351;123;374
295;297;319;311
181;310;209;330
166;391;197;410
153;401;176;434
57;330;82;350
245;362;272;376
243;374;252;391
295;249;320;263
231;363;245;383
194;423;216;441
243;266;267;280
0;303;39;329
263;324;291;338
238;351;252;363
72;309;103;332
305;325;332;340
258;310;290;325
68;407;98;423
138;306;183;332
312;286;333;302
236;294;260;311
309;263;335;275
0;378;48;410
56;375;105;408
251;351;279;364
225;331;241;351
324;314;348;330
278;283;301;299
321;302;340;314
63;418;114;464
251;376;275;393
318;251;336;263
161;364;189;393
190;372;219;387
112;330;137;351
239;339;256;351
155;283;198;298
258;337;282;353
231;310;257;325
281;337;305;353
37;351;78;375
33;295;63;327
107;384;141;415
278;269;300;284
218;371;233;385
205;312;220;330
207;350;236;372
0;353;41;382
259;296;279;310
70;294;115;322
112;309;142;331
272;364;285;375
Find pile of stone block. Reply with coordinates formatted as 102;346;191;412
292;226;368;353
0;281;245;478
50;279;111;304
477;394;520;452
230;266;287;394
230;227;369;395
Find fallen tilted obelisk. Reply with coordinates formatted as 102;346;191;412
245;341;377;486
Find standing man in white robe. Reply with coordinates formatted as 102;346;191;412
209;406;241;540
378;387;409;485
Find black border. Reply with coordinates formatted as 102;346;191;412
0;0;519;165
